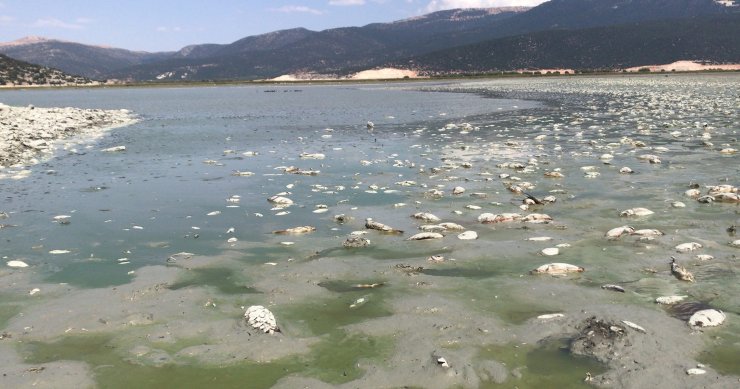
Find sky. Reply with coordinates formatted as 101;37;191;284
0;0;546;52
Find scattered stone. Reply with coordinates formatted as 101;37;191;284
343;235;370;248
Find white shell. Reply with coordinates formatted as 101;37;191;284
675;242;702;252
244;305;279;334
655;295;687;305
457;231;478;240
688;309;726;328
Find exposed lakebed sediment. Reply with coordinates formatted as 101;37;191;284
0;102;135;171
0;77;738;388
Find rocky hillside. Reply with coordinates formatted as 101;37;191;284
0;54;95;86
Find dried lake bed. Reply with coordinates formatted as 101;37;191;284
0;74;738;388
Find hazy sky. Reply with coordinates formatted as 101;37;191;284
0;0;546;52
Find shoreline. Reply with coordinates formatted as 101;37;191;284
0;103;137;172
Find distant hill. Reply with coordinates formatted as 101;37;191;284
404;14;740;73
0;0;736;81
0;37;171;80
0;53;95;86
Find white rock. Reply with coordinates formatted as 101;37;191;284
730;239;740;248
671;201;686;208
688;309;726;328
457;231;478;240
7;260;29;268
268;195;293;206
244;305;279;334
452;186;465;195
605;226;634;239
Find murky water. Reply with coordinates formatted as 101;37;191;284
1;74;738;388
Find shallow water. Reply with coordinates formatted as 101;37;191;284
1;75;738;388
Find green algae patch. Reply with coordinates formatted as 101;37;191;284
167;267;259;295
697;331;740;377
302;331;393;384
477;338;607;388
45;261;134;288
0;303;21;329
20;329;392;388
277;292;393;336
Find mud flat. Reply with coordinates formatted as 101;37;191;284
0;103;136;170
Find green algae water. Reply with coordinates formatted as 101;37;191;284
1;75;738;388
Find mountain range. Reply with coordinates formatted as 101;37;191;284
0;53;94;86
0;0;738;82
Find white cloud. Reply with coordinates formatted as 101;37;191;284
270;5;324;15
425;0;545;12
329;0;366;5
31;18;84;29
156;26;183;32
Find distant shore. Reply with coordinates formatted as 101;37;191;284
0;103;136;172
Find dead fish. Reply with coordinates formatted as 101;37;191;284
605;226;634;239
268;195;293;206
675;242;702;253
522;213;552;223
602;284;625;293
273;226;316;234
632;229;664;237
427;254;445;262
530;263;584;275
244;305;280;334
655;295;687;305
412;212;441;223
407;232;444;241
365;218;403;234
343;235;370;248
438;222;465;231
478;213;521;223
452;186;465;195
670;257;694;282
619;208;654;217
299;152;325;160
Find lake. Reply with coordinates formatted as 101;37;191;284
0;74;738;388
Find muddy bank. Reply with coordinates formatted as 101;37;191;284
0;102;135;169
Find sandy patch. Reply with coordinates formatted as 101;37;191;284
626;60;740;72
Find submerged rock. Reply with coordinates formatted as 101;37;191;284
244;305;279;334
570;316;628;363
